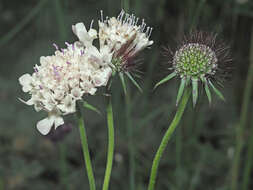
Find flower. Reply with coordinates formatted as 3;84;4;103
155;31;232;106
98;9;153;72
19;42;112;135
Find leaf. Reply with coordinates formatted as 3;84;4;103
202;78;212;104
119;72;127;95
125;72;143;93
209;81;225;101
192;79;198;107
83;101;101;115
176;78;186;106
154;72;176;90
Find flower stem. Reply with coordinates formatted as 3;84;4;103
147;88;191;190
125;90;135;190
230;26;253;190
102;95;115;190
76;103;96;190
242;120;253;190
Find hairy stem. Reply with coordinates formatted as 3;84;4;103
147;88;191;190
102;95;115;190
76;103;96;190
125;90;136;190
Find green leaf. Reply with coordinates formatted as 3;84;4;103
176;78;186;106
192;79;198;107
119;72;127;95
83;101;101;115
154;72;177;90
125;72;143;93
209;81;225;101
201;77;212;104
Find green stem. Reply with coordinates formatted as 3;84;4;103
175;125;182;189
102;95;115;190
231;26;253;190
76;104;96;190
125;90;135;190
242;121;253;190
147;88;191;190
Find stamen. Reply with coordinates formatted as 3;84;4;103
118;10;125;22
148;28;153;38
100;10;103;22
65;42;71;47
53;43;59;50
90;20;94;30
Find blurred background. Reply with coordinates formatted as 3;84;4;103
1;0;253;189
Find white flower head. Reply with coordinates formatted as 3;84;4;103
19;42;112;135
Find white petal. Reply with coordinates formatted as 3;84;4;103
54;116;64;129
36;117;54;135
18;98;34;106
72;23;88;43
88;29;97;39
19;74;32;92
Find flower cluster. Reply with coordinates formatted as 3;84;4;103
99;10;153;72
19;42;111;135
19;10;153;135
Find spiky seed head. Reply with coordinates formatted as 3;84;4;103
173;43;218;80
156;31;232;106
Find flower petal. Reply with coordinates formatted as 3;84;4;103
36;117;54;135
54;116;64;129
19;74;33;92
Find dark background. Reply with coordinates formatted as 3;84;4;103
0;0;253;189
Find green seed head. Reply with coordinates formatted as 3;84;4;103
173;43;218;80
112;57;123;72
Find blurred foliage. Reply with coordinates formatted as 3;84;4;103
1;0;253;189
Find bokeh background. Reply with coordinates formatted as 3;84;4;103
1;0;253;189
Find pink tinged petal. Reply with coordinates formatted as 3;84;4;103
53;43;59;50
65;42;71;47
36;117;54;135
34;67;38;72
54;116;64;129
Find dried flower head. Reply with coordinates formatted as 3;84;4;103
98;9;153;92
19;42;112;135
99;10;153;72
155;31;232;106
